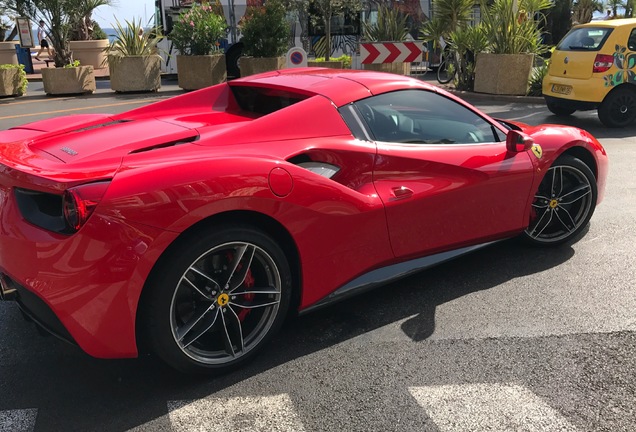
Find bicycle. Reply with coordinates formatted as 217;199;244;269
436;47;458;84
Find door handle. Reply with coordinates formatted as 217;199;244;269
392;186;414;199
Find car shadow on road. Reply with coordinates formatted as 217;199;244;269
0;234;581;431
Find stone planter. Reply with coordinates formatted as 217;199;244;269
474;53;534;96
363;62;411;75
0;67;25;96
41;66;96;95
177;54;226;90
0;41;18;65
70;39;109;69
108;55;162;92
308;61;344;69
239;56;285;77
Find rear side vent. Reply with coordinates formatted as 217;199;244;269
129;135;200;154
297;162;340;179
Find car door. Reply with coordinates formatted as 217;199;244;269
354;89;536;259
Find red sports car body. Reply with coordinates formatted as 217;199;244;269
0;69;608;373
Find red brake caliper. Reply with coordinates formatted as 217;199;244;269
236;267;255;322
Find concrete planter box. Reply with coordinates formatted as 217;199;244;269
70;39;109;69
0;41;18;65
108;55;162;92
177;54;226;90
474;53;534;96
0;67;24;96
41;66;96;95
308;61;344;69
363;62;411;75
239;56;285;77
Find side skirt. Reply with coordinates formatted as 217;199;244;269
300;240;502;315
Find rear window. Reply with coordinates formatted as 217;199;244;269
230;86;310;115
557;27;613;51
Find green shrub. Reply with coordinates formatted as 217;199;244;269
107;18;162;58
312;54;352;68
240;0;290;57
170;2;226;55
0;64;28;96
64;60;81;68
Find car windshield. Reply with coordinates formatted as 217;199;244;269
557;27;613;51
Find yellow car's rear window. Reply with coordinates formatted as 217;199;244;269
556;27;613;51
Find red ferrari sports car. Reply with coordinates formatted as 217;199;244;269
0;69;608;373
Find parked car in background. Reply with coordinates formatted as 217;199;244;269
543;18;636;127
0;69;608;374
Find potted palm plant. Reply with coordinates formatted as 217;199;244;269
474;0;552;95
171;1;226;90
0;64;28;96
106;18;163;92
239;0;290;76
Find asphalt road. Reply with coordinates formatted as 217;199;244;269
0;83;635;432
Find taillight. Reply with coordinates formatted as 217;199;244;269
63;181;110;232
593;54;614;73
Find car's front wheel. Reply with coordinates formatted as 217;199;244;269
523;155;597;246
598;87;636;127
142;225;292;374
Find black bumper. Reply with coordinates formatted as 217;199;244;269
544;95;598;112
1;273;76;345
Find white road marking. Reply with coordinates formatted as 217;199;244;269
409;383;578;432
0;409;37;432
168;393;306;432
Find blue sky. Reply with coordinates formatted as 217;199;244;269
93;0;154;28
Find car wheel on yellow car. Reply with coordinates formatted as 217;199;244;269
598;87;636;128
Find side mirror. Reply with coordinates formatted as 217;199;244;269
506;130;534;153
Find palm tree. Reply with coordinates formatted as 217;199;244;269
431;0;475;34
572;0;603;23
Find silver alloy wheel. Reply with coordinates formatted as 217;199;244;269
525;164;593;243
169;241;282;365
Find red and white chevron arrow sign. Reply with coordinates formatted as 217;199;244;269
360;42;424;64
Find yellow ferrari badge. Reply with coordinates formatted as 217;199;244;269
531;144;543;159
217;293;229;307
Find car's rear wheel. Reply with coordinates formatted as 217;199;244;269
598;87;636;127
143;225;291;374
546;101;576;116
523;155;597;246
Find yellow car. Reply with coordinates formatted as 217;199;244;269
543;18;636;127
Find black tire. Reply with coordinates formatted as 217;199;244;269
436;59;454;84
598;87;636;127
523;155;597;246
546;101;576;116
142;225;292;374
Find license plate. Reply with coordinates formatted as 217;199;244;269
552;84;572;95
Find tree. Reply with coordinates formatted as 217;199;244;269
543;0;572;45
309;0;362;60
572;0;603;23
607;0;625;17
431;0;475;35
2;0;110;66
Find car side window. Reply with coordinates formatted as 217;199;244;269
353;89;501;144
628;29;636;51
